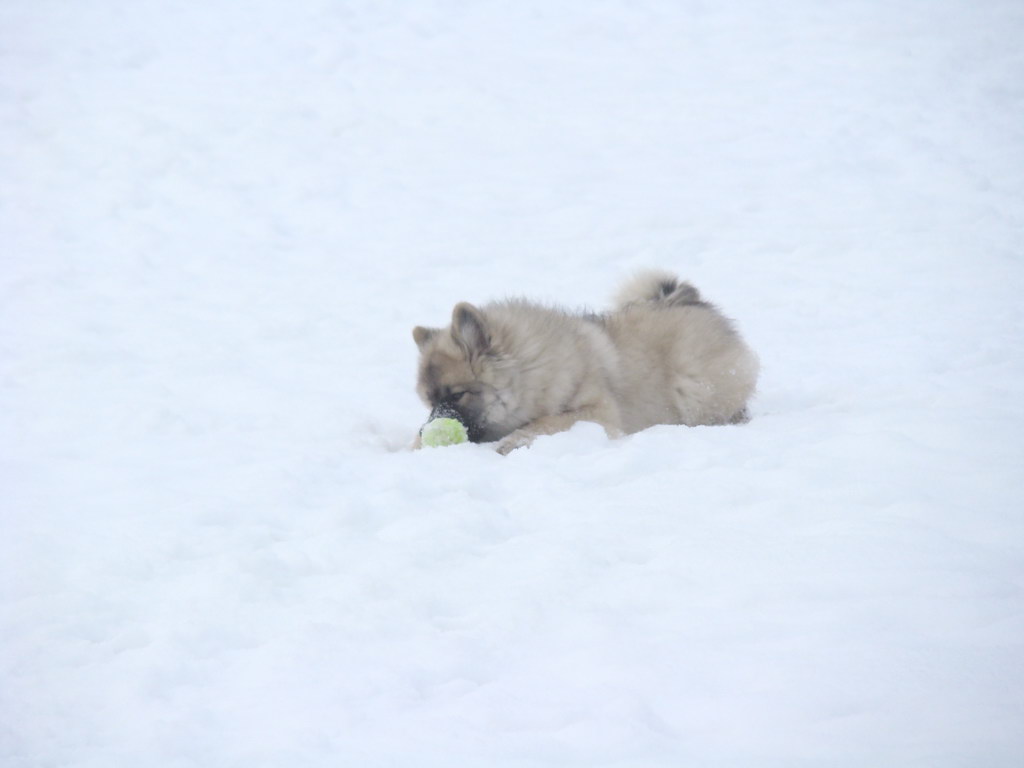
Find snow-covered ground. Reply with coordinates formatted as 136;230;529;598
3;1;1023;765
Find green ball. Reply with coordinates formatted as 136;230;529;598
420;417;469;447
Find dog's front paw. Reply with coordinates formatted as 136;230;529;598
495;430;535;455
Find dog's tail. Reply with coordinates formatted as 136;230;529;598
613;269;704;309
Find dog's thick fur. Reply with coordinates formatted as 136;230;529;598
413;270;758;454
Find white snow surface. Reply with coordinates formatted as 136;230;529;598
3;1;1024;765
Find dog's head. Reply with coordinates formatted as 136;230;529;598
413;303;517;443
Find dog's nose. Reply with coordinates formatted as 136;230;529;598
429;401;463;422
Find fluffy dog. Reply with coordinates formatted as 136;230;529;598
413;270;758;454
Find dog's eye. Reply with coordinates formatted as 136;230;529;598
449;390;468;402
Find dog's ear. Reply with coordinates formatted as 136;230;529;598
451;302;490;356
412;326;438;350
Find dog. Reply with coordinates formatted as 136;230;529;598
412;270;758;454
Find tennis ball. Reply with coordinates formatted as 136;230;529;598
420;417;469;447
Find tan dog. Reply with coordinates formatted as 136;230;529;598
413;270;759;454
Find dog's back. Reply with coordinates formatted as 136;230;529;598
605;271;758;432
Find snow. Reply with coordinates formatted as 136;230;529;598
2;0;1024;765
